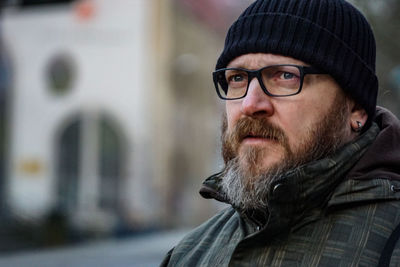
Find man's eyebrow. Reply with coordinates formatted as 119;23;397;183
227;63;244;69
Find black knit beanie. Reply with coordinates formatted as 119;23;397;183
216;0;378;126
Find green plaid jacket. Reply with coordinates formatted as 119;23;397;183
162;108;400;267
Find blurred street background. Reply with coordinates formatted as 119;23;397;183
0;0;399;266
0;229;189;267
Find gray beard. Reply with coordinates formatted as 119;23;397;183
220;93;350;212
220;157;290;212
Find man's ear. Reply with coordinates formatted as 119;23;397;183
349;102;368;132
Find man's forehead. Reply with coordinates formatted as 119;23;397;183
226;53;309;69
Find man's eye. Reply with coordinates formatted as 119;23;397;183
280;72;296;80
228;74;245;82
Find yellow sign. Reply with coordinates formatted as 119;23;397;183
19;159;44;176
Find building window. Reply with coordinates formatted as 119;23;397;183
56;116;81;213
98;116;124;212
46;53;76;96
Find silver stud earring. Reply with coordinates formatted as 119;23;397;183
354;121;363;132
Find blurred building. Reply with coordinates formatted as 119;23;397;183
0;0;253;241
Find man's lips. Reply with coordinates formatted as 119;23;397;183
241;133;279;143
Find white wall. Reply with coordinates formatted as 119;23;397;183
2;0;165;228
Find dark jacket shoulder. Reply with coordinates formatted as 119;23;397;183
161;207;242;267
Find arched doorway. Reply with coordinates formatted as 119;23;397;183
55;112;126;228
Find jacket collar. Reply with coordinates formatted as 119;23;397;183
200;120;380;228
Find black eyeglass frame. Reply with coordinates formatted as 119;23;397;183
213;64;326;100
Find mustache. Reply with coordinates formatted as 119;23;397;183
229;117;287;145
221;116;289;164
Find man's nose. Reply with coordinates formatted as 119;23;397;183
241;77;274;117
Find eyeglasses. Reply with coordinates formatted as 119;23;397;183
213;64;325;100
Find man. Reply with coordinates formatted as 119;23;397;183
162;0;400;266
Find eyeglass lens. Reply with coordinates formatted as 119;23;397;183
216;65;302;99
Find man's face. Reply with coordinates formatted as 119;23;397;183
222;53;353;178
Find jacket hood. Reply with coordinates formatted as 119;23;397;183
328;106;400;207
346;106;400;181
